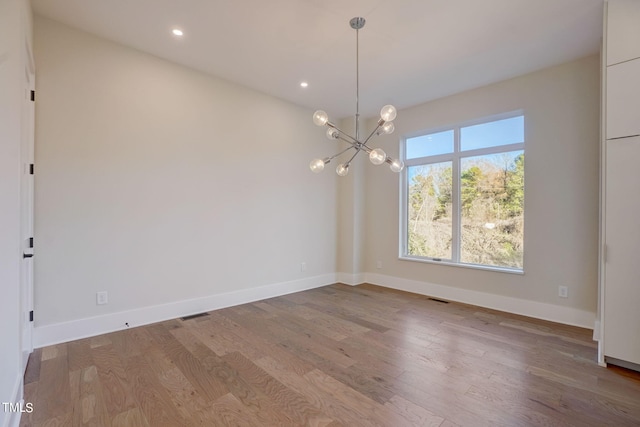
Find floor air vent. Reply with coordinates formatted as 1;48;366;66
428;297;449;304
181;312;210;321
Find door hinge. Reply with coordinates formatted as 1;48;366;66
29;164;34;175
29;311;34;322
30;90;35;102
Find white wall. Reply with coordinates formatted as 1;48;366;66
348;55;601;327
32;14;600;347
33;17;337;345
1;1;31;425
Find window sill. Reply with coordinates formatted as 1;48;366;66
399;255;524;275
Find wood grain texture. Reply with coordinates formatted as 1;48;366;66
91;344;137;417
221;351;335;426
22;283;640;426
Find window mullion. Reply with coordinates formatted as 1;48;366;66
459;142;524;159
399;163;408;257
451;128;461;263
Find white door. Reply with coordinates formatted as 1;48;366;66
20;42;35;371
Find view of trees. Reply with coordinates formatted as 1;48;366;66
408;162;453;260
408;151;524;268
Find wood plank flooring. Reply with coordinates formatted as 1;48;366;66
21;283;640;426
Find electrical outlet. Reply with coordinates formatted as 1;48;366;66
558;286;568;298
300;262;307;272
376;260;382;269
96;291;108;305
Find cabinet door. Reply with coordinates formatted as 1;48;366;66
604;136;640;365
607;0;640;65
606;58;640;139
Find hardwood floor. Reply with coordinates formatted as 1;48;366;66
21;283;640;426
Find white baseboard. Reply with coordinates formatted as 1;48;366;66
33;273;336;348
593;319;601;341
595;319;605;366
1;373;23;427
32;271;596;348
336;273;366;286
336;272;364;286
363;273;595;329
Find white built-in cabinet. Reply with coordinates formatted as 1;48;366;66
600;0;640;370
604;136;640;366
606;60;640;139
606;0;640;66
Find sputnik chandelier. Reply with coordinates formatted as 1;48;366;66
309;17;404;177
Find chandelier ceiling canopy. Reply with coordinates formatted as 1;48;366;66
309;17;404;177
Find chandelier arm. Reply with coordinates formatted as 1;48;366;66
360;142;375;153
344;147;362;167
337;136;358;147
327;123;360;145
361;122;385;146
340;132;360;146
336;135;372;154
326;145;355;162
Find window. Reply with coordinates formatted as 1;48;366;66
401;114;524;271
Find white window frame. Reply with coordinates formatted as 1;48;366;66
399;111;525;274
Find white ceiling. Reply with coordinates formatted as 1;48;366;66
31;0;604;120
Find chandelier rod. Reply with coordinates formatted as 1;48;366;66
355;20;360;141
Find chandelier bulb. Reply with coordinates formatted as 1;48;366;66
336;163;349;176
390;158;405;173
382;122;395;134
380;105;397;122
309;158;326;173
369;148;387;165
326;128;340;139
313;110;329;126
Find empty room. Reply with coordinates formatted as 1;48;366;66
2;0;640;426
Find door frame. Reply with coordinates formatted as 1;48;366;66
20;37;35;371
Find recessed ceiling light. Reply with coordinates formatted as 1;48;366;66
300;82;309;88
172;29;183;37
